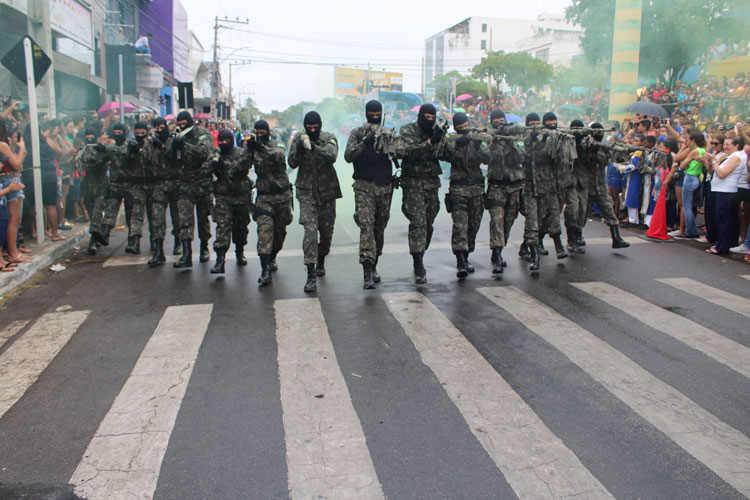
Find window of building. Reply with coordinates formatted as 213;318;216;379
535;48;549;63
482;23;487;33
481;40;487;50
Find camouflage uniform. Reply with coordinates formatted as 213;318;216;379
210;147;252;250
344;124;394;264
250;139;293;256
582;137;619;226
73;145;108;237
399;121;447;254
288;131;341;265
486;136;526;249
169;126;214;242
446;134;491;254
139;134;175;240
563;139;588;232
102;141;143;235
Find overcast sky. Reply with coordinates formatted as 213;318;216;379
179;0;573;112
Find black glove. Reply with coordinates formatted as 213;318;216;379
127;139;139;153
153;137;163;148
93;143;106;152
363;132;375;147
247;140;262;151
430;127;444;145
472;138;483;148
173;135;185;149
456;135;471;148
297;139;306;151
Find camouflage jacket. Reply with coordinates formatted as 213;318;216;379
523;131;573;196
103;141;141;185
400;122;447;184
344;124;393;186
446;134;491;187
288;131;342;203
211;147;252;203
249;139;292;198
140;134;177;183
487;135;526;191
169;125;215;194
73;144;108;193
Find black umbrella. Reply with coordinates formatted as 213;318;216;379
624;101;669;118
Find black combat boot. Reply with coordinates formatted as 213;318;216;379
464;252;475;273
172;238;182;255
316;255;326;276
87;236;97;255
566;228;584;254
94;224;111;246
148;239;166;267
173;240;192;268
576;228;586;247
269;251;279;272
125;235;135;254
258;255;272;285
529;244;540;272
610;225;630;248
518;242;531;261
304;264;317;292
235;246;247;265
362;260;376;290
130;235;141;255
491;248;503;274
552;234;568;259
413;253;427;284
538;233;549;255
210;249;226;274
455;253;469;279
199;240;210;262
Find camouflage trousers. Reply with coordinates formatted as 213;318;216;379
353;179;393;264
299;199;336;265
176;191;213;242
527;188;562;237
448;193;484;254
213;196;250;251
103;182;142;237
589;172;619;227
254;193;293;256
401;185;440;255
520;187;539;246
84;194;107;237
167;186;180;241
563;180;588;231
138;182;169;241
486;184;522;249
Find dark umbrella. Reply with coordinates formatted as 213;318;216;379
624;101;669;118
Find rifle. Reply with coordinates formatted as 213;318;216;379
432;117;450;158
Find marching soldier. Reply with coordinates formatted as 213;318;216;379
288;111;341;292
122;121;150;254
73;129;108;255
139;118;174;266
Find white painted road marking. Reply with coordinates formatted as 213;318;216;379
274;298;384;500
70;304;213;500
480;286;750;498
0;319;29;349
657;277;750;319
0;311;89;418
574;282;750;379
384;292;613;500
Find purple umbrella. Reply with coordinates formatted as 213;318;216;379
455;94;473;102
98;101;134;116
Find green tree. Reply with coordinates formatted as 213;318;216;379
566;0;747;85
427;71;488;103
471;51;553;93
551;60;609;96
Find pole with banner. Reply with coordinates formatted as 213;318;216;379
118;54;124;124
23;38;44;245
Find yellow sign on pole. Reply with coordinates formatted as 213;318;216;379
334;67;403;96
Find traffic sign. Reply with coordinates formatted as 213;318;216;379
1;35;51;87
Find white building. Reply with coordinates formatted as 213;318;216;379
516;12;583;66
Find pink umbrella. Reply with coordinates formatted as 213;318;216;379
410;105;420;112
98;101;135;116
194;113;211;119
164;113;176;120
455;94;473;102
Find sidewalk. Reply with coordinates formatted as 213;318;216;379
0;222;90;298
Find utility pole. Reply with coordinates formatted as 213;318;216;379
211;17;249;121
27;0;56;117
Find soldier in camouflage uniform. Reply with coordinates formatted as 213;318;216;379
248;120;293;285
73;129;108;255
399;103;449;284
138;118;174;266
485;109;526;274
122;121;150;255
288;111;341;292
344;100;395;289
100;123;143;251
445;112;490;279
563;120;588;254
209;129;252;274
169;111;215;268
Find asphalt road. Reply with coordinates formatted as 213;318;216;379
1;159;749;500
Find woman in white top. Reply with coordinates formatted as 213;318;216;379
706;136;745;254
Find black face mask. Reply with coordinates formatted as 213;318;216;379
113;134;126;145
85;136;96;145
543;123;557;130
305;126;320;141
219;142;233;155
258;133;269;145
418;115;434;134
456;127;469;135
158;128;169;141
135;134;146;145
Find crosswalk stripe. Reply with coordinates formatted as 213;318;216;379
479;286;750;497
70;304;213;500
573;282;750;379
657;277;750;318
274;298;384;500
0;311;89;418
0;319;29;350
741;275;750;280
383;292;613;500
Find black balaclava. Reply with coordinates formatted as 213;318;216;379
134;121;148;144
304;111;322;141
569;119;584;128
153;118;169;141
490;109;506;127
418;103;437;134
365;100;382;124
453;112;469;134
542;111;557;130
176;111;194;128
84;128;97;144
218;129;235;155
591;122;604;142
112;123;127;145
254;120;270;144
525;112;540;126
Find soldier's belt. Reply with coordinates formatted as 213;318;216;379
488;178;523;187
450;178;485;187
402;173;438;181
257;184;292;195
